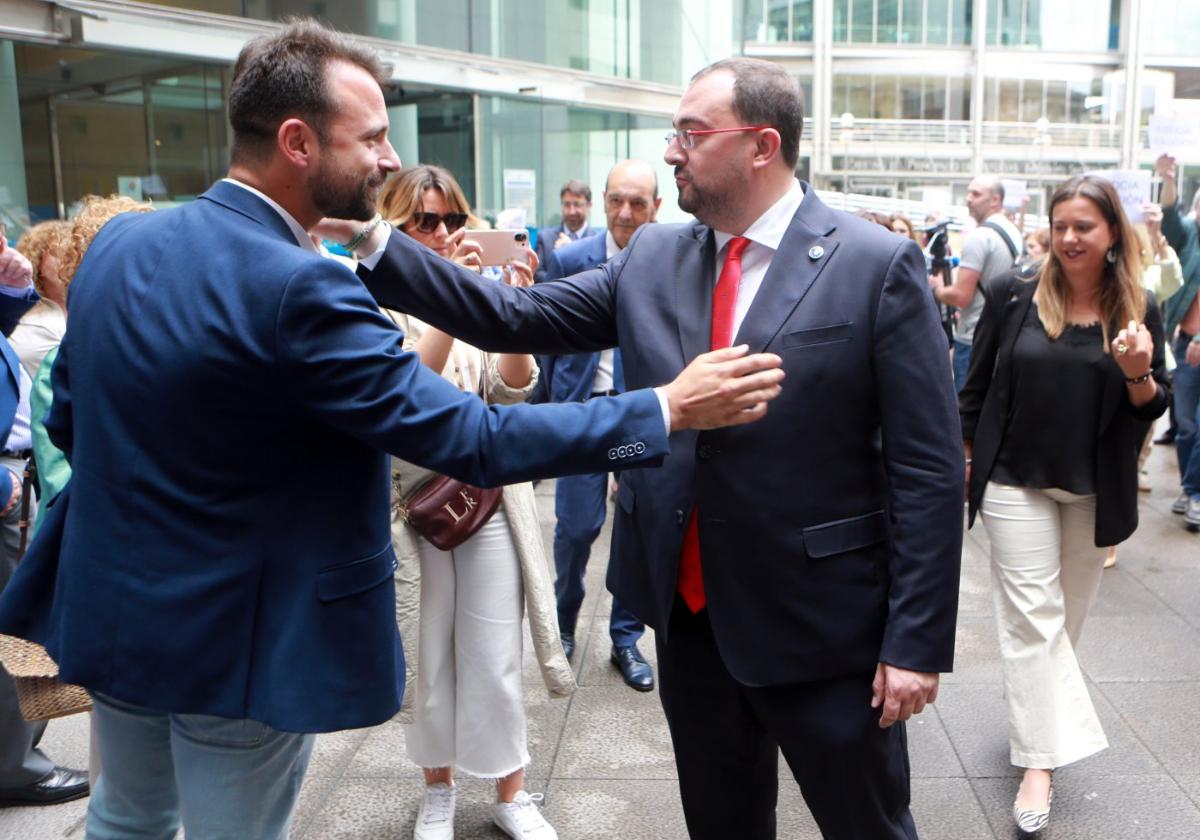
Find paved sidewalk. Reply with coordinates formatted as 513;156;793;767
3;442;1198;839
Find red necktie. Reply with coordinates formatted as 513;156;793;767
677;236;751;613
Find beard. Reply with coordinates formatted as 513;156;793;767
310;159;383;221
675;163;747;226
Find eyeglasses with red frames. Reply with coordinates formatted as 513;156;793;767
664;125;771;150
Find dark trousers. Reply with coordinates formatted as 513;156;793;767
656;599;918;840
553;470;643;646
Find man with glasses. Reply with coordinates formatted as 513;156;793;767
534;180;601;282
539;159;661;691
362;57;962;839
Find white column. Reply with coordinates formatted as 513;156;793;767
0;41;30;233
1119;0;1145;169
970;0;988;175
812;0;834;186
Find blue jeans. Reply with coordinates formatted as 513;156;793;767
952;338;972;393
86;694;314;840
553;471;644;647
1174;334;1200;499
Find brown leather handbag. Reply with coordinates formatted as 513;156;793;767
398;476;502;551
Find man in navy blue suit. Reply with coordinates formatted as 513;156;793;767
541;159;661;691
533;179;603;282
361;58;962;839
0;239;88;808
0;24;784;839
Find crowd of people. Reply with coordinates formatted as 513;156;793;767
0;15;1195;840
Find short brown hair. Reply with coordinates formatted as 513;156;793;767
560;180;592;202
377;164;472;230
229;19;388;164
691;58;805;169
15;221;70;297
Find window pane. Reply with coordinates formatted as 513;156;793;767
901;0;923;44
834;0;851;41
901;77;922;120
1020;80;1044;122
740;0;766;42
926;0;950;45
924;76;947;120
878;0;900;43
767;0;790;41
1046;80;1068;123
793;0;814;41
851;0;874;42
950;0;972;45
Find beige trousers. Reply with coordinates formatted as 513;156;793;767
980;482;1110;769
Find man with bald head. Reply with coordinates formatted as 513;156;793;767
932;174;1022;390
541;158;662;690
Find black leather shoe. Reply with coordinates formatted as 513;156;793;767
560;632;575;660
0;766;89;807
611;645;654;692
1155;430;1176;445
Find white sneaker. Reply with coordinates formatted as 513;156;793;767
493;791;558;840
414;783;456;840
1186;497;1200;527
1173;492;1190;515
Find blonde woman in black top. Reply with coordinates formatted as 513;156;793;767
959;175;1167;836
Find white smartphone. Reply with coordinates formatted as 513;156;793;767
470;229;530;266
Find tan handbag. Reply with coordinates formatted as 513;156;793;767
0;634;92;721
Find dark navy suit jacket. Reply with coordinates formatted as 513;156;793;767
533;233;625;404
361;182;964;685
534;223;602;283
0;289;38;510
0;181;669;733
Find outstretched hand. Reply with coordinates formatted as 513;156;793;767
662;345;784;431
0;238;33;289
871;663;939;728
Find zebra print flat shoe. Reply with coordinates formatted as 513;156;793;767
1012;782;1053;835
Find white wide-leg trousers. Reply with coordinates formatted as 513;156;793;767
405;510;530;778
980;482;1110;769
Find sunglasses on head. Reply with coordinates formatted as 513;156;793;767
409;211;469;235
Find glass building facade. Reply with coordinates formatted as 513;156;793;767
1;0;1198;236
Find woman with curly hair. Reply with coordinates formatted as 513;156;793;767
11;220;70;376
959;174;1167;835
31;196;153;514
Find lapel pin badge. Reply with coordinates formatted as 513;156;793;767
808;245;825;260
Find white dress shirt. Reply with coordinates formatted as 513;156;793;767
589;231;623;395
222;178;320;254
711;179;805;340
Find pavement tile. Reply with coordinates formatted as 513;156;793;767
1177;775;1200;811
552;685;677;780
909;778;996;840
909;708;965;778
940;616;1003;685
1087;565;1178;617
971;774;1200;839
1078;615;1200;682
1098;682;1200;776
307;726;371;777
297;775;549;840
934;682;1160;779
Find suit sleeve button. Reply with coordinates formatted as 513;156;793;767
675;509;685;525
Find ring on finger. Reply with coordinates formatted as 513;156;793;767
1117;342;1128;354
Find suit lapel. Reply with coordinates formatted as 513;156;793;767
733;214;839;352
675;225;716;364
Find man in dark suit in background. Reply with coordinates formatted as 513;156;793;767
542;159;661;690
0;25;784;839
362;57;962;839
534;179;603;282
0;238;88;808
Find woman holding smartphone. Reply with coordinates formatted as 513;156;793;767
375;164;565;840
959;174;1167;835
